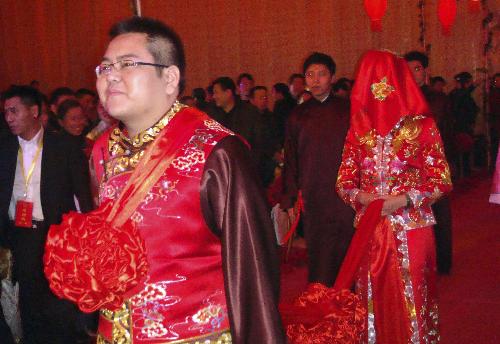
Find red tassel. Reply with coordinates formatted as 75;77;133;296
370;20;383;32
468;0;481;13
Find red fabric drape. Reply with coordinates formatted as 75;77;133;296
335;199;410;343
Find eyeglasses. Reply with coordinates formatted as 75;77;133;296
305;70;331;78
95;59;170;77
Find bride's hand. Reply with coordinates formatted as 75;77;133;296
379;194;407;216
356;192;378;206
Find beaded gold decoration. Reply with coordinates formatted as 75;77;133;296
97;302;132;344
357;129;377;149
392;116;422;153
105;101;186;178
370;76;395;101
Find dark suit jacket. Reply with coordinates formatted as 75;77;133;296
0;129;93;249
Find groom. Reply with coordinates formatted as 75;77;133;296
44;16;285;344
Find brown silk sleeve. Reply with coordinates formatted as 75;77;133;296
200;136;286;344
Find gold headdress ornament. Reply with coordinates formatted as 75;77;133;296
370;76;395;101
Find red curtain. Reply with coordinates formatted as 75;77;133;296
0;0;131;94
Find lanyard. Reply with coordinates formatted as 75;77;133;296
18;136;43;198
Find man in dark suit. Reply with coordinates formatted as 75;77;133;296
0;85;93;343
209;77;267;182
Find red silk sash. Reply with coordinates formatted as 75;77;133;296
333;200;384;290
334;199;411;343
105;107;198;227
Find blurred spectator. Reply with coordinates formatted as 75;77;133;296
271;82;296;146
180;95;195;106
76;88;98;128
250;86;278;187
237;73;254;101
288;73;306;104
431;76;447;94
192;87;212;112
332;77;352;99
48;87;75;131
449;72;479;177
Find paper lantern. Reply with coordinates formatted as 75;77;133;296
364;0;388;32
468;0;481;13
437;0;457;36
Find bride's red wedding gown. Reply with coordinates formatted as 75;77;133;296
280;200;412;344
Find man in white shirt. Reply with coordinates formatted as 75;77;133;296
0;85;93;344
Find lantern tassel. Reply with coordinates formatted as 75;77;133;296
370;20;383;32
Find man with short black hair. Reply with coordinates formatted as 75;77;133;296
43;17;284;344
281;52;354;287
236;73;254;101
0;85;93;343
211;76;262;152
404;50;429;87
192;87;212;113
288;73;305;103
431;76;447;93
249;85;268;113
250;86;279;187
76;88;98;128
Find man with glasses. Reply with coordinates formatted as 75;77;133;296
43;17;284;344
281;52;354;288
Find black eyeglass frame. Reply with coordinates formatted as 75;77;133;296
95;60;170;77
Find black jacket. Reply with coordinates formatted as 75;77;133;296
0;130;93;246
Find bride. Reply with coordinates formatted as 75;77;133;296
281;50;452;344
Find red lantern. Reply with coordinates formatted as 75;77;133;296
364;0;388;32
468;0;481;13
437;0;457;36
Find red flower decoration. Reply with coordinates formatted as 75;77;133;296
281;283;366;343
43;201;149;313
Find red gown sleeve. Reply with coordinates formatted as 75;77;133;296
200;136;286;344
407;118;453;208
335;131;363;211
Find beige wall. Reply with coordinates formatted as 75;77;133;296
1;0;498;121
141;0;499;97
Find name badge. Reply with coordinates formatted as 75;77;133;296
15;200;33;228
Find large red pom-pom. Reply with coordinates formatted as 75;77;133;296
44;202;149;312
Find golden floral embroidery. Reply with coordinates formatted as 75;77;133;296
336;115;452;231
98;302;132;344
192;305;224;325
370;76;395;101
357;129;377;149
393;116;422;153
